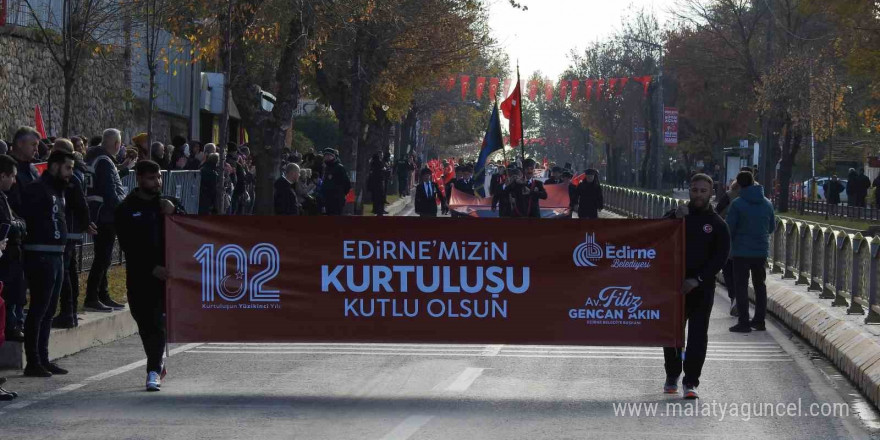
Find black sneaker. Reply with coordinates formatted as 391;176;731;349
84;300;113;313
0;389;14;401
729;300;738;317
52;317;76;329
729;323;752;333
100;298;125;310
23;364;52;378
750;321;766;331
44;363;68;375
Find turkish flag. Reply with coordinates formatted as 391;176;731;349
596;79;605;100
461;75;470;100
502;78;512;97
544;80;554;102
475;77;486;100
633;75;652;97
585;79;594;101
570;80;580;101
500;82;523;148
560;80;569;102
527;80;538;101
35;105;47;139
445;76;456;92
488;77;499;100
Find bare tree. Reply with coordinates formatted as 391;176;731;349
25;0;126;136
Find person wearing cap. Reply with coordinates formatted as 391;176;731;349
520;159;548;218
320;148;351;215
545;166;563;185
574;169;603;219
415;168;447;217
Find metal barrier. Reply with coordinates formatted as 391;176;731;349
603;185;880;325
77;170;201;273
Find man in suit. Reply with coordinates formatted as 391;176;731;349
415;168;447;217
522;159;548;218
273;163;300;215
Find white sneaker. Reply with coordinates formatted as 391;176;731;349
146;371;161;392
683;384;698;400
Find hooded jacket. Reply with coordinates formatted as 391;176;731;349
726;184;776;258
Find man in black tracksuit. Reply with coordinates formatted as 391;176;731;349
116;160;176;391
662;173;730;400
0;154;27;341
21;150;76;377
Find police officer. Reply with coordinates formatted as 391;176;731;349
84;129;127;312
115;160;177;391
52;139;96;329
662;173;730;400
21;150;76;377
320;148;351;216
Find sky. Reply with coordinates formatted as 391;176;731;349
487;0;677;80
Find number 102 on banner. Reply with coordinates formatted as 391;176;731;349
193;243;281;303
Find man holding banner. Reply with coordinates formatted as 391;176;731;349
662;173;730;400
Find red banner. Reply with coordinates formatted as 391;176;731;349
166;216;685;346
0;0;6;27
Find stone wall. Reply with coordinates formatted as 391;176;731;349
0;27;177;145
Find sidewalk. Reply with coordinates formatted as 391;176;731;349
0;308;136;370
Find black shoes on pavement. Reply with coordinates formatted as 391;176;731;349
750;321;766;331
729;323;752;333
23;362;68;377
101;298;125;310
23;364;53;378
83;300;113;312
5;327;24;342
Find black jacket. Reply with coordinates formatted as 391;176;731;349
199;163;218;215
115;189;166;290
321;159;351;213
5;159;39;215
575;180;604;219
21;173;68;253
0;191;26;261
273;176;299;215
492;181;526;217
65;161;91;241
446;177;475;204
85;148;126;225
823;180;845;205
414;181;446;216
664;204;731;289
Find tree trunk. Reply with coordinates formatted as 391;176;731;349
147;68;155;159
777;119;801;213
62;72;74;137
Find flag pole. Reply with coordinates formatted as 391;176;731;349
517;63;525;164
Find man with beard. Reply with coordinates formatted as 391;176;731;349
21;150;76;377
662;174;730;400
116;161;178;391
320;148;351;216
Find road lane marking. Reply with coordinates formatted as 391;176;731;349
379;415;434;440
0;343;202;413
432;367;487;392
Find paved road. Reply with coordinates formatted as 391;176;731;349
2;204;878;439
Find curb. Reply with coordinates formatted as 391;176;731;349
752;278;880;408
387;195;411;217
0;309;137;370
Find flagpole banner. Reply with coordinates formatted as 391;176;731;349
166;216;685;346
